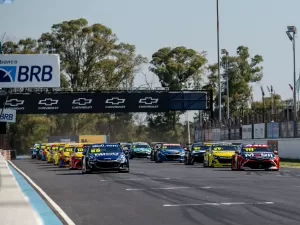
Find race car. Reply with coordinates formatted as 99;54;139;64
69;144;84;170
203;142;238;167
36;144;46;160
53;144;65;165
46;144;60;163
119;142;132;156
82;143;129;174
150;142;164;161
129;142;151;159
41;144;52;161
231;144;280;171
155;143;185;163
184;142;212;165
58;144;76;167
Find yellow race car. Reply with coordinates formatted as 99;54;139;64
58;143;78;167
203;143;239;167
41;143;51;161
54;143;67;165
46;143;61;163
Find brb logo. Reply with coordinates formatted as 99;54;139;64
0;65;53;83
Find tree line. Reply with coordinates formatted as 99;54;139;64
2;18;273;153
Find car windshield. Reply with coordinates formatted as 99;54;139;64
64;147;74;152
162;145;181;149
75;147;84;153
192;146;210;151
89;145;122;154
133;145;150;148
212;145;238;151
241;147;272;152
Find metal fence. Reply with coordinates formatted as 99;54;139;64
194;120;300;142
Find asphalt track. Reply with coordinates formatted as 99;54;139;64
11;159;300;225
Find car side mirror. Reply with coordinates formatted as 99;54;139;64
273;150;278;155
235;150;240;154
83;151;86;155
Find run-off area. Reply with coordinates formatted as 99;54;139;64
12;159;300;225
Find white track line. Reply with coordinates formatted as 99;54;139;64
8;161;75;225
100;177;170;182
163;202;274;207
126;186;212;191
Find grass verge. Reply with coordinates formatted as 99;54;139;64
281;158;300;168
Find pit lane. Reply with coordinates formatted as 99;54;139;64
12;158;300;225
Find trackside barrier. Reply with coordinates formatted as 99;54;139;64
0;149;12;160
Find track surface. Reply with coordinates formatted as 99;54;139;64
12;159;300;225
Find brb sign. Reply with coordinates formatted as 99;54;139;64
0;54;60;88
0;108;16;123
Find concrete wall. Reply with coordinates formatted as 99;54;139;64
223;138;300;159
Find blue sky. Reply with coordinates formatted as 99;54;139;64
0;0;299;102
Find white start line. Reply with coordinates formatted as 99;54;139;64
100;177;171;182
163;202;274;207
125;186;212;191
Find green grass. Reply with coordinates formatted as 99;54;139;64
280;158;300;168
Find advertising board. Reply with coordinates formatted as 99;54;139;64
242;125;252;139
0;108;16;123
0;54;60;87
253;123;265;139
79;135;107;143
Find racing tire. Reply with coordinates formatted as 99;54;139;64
69;161;74;170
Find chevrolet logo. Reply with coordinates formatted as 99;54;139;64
5;99;24;107
139;97;158;104
72;98;92;106
38;98;59;106
105;97;125;105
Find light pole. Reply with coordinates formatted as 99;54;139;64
216;0;221;122
286;26;297;122
182;82;192;144
221;49;229;122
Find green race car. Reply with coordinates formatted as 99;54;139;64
130;142;151;159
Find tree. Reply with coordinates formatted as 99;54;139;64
5;18;148;153
38;18;147;90
148;46;207;141
204;46;263;119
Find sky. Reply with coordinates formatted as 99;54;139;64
0;0;299;118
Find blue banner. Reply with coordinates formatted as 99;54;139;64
267;122;279;138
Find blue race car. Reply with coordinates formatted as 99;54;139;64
30;148;37;159
155;143;185;163
82;143;129;174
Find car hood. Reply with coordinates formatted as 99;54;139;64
212;151;235;157
132;148;151;152
89;152;121;160
74;152;83;158
243;152;274;159
162;149;184;154
63;152;71;157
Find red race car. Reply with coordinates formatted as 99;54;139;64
69;144;84;170
231;144;279;171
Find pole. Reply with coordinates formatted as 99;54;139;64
226;57;229;121
262;96;265;122
216;0;221;122
293;33;297;122
187;111;191;144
